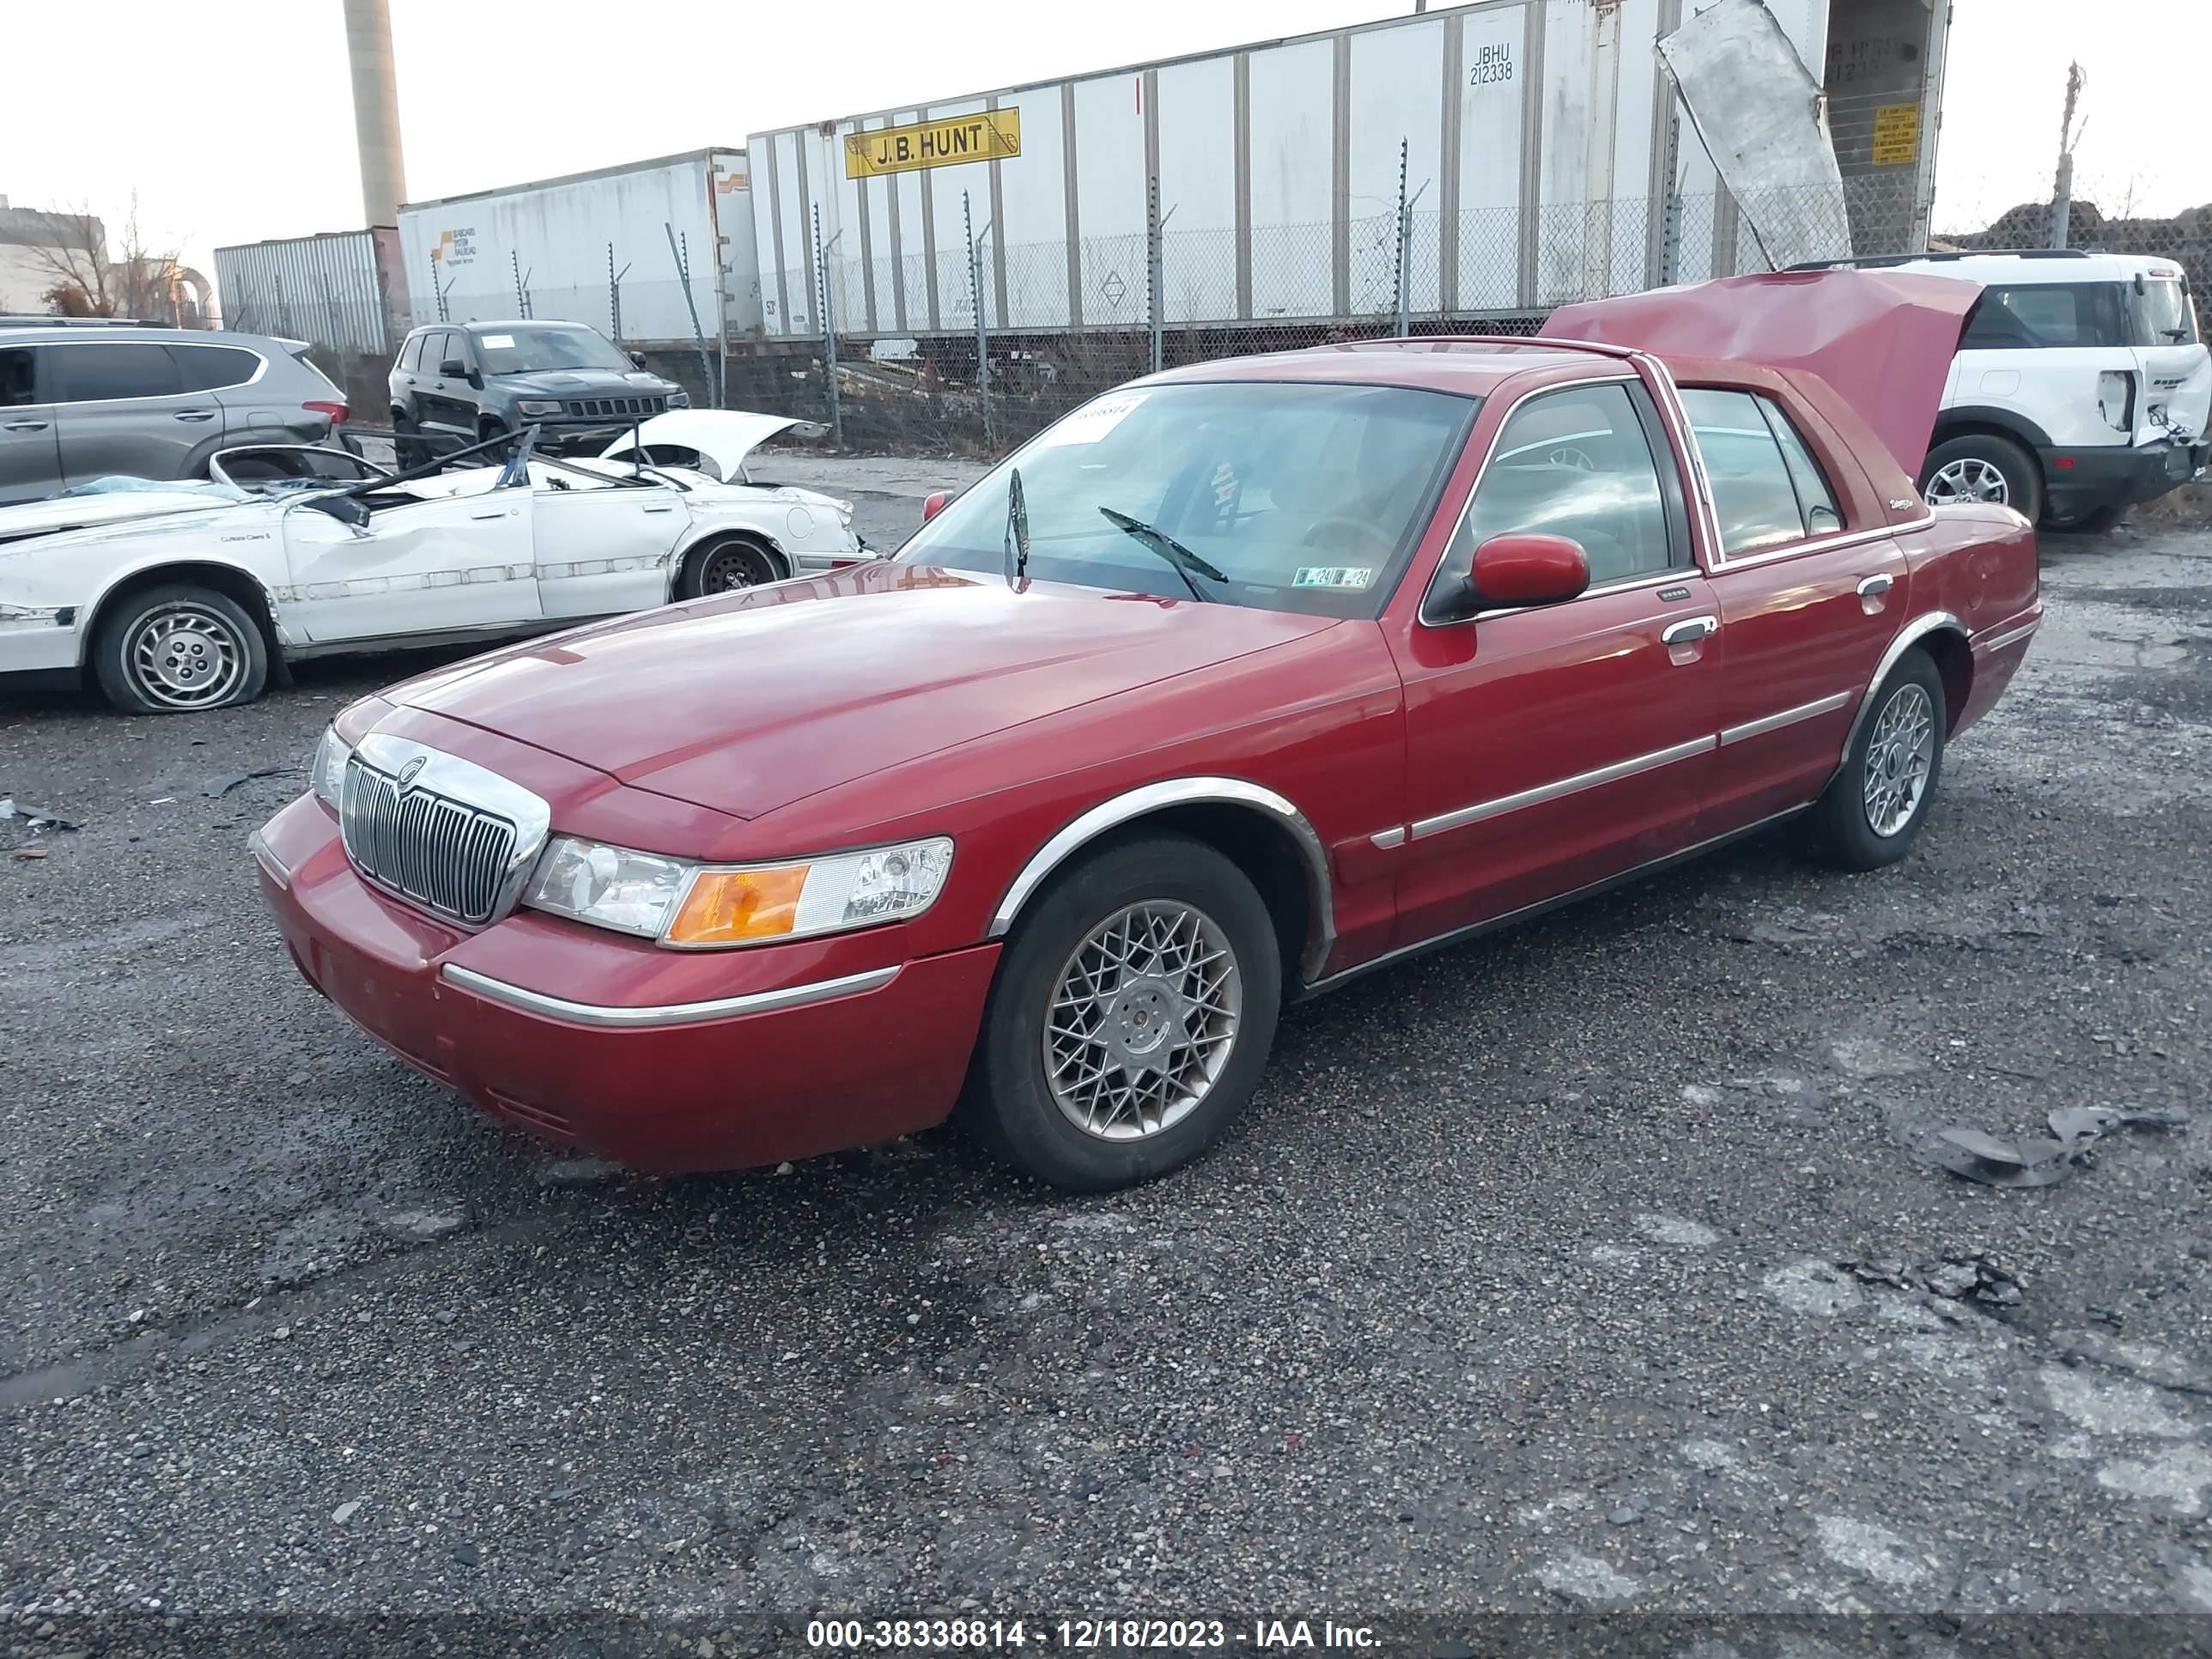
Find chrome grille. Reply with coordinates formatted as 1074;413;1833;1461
341;756;519;925
564;394;665;420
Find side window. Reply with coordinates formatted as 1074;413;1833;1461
1960;283;2122;349
399;333;424;371
1759;399;1844;536
167;343;260;392
1680;387;1826;556
1432;380;1681;602
48;343;184;404
0;348;33;408
441;332;470;371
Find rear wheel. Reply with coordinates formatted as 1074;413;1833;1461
92;584;269;715
1919;434;2043;524
1803;649;1946;871
679;536;781;597
959;835;1283;1191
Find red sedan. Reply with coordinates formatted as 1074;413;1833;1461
252;271;2039;1192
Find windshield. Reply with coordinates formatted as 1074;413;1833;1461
896;381;1475;617
2130;279;2201;347
472;325;633;375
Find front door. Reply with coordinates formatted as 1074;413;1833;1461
280;482;538;643
1385;378;1721;948
1679;385;1910;831
531;470;690;618
0;346;60;503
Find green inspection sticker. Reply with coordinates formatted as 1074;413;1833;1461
1292;566;1374;589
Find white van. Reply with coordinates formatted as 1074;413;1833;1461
1800;250;2209;530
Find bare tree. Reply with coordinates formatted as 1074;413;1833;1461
21;195;188;323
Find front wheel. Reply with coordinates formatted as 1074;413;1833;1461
1803;650;1946;871
92;585;270;714
959;835;1284;1191
2047;503;2126;535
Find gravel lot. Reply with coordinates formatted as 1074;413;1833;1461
3;471;2210;1650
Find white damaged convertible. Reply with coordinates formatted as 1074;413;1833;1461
0;411;864;713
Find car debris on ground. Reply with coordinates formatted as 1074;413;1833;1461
0;796;78;832
1914;1105;2191;1188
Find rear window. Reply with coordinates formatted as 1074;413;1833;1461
2129;279;2200;347
168;343;260;392
48;342;184;403
1960;283;2124;349
399;333;425;371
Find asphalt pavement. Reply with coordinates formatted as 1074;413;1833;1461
3;480;2211;1653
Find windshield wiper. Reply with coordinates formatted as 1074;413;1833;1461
1005;466;1030;581
1097;506;1226;603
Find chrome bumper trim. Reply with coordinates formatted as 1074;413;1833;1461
436;963;901;1029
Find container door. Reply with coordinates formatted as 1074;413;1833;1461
1658;0;1850;267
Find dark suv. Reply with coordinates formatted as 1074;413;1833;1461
0;324;349;505
388;320;688;460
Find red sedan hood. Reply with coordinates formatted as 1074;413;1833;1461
384;564;1339;819
1541;269;1980;476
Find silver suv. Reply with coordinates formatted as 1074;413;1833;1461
0;323;350;505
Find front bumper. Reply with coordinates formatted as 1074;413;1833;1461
252;795;1000;1173
2039;437;2209;517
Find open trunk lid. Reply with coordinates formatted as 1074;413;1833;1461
1541;268;1981;480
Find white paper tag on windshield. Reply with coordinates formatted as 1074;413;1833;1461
481;333;515;349
1294;566;1373;590
1032;392;1146;447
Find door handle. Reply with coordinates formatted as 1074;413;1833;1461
642;504;676;514
173;410;217;422
1661;615;1719;646
469;507;509;520
1856;574;1894;597
2;419;49;432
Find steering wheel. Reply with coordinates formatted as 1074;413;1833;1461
1546;445;1596;471
1301;514;1395;559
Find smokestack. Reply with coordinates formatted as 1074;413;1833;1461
343;0;409;227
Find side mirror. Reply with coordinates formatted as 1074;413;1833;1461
629;349;647;368
2134;272;2148;297
921;489;952;523
1469;532;1589;610
439;358;467;378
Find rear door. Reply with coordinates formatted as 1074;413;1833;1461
1687;383;1907;830
1385;378;1721;947
0;345;62;503
2127;270;2209;447
47;339;220;483
278;477;539;643
168;341;275;441
419;331;472;445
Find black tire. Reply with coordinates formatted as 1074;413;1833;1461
392;409;428;471
678;536;782;597
1803;649;1947;872
92;584;270;715
2047;503;2126;534
1919;433;2043;523
477;416;513;455
958;834;1284;1192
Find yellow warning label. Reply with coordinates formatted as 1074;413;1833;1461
845;110;1021;179
1871;103;1921;167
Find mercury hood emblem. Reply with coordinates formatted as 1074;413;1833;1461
397;755;428;787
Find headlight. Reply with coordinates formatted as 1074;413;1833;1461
667;390;690;409
514;399;564;417
521;835;953;947
312;726;353;811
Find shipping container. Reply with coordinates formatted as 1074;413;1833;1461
395;149;762;349
213;228;409;357
746;0;1950;340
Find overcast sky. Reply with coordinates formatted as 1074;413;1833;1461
3;0;2200;279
